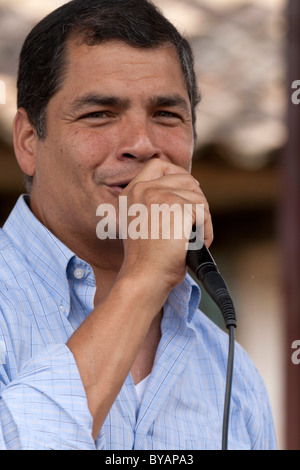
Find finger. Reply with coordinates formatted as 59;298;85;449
122;173;202;202
125;159;190;190
138;173;200;192
137;189;212;246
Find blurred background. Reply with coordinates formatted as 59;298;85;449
0;0;299;450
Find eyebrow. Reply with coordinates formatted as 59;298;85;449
149;95;190;113
70;94;130;113
69;92;190;114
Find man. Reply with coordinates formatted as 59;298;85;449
0;0;276;449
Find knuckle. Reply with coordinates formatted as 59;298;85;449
144;186;162;204
129;180;146;197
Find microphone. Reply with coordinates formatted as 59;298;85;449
186;232;237;450
186;242;237;329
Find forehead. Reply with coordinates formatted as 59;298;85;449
60;40;189;99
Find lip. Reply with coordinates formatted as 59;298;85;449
106;185;125;195
105;178;133;195
106;176;137;191
109;178;133;188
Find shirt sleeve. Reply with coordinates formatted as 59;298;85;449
231;342;278;450
0;344;96;450
250;371;277;450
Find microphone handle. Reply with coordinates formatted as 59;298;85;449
186;244;237;329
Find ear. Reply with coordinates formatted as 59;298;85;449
13;108;38;177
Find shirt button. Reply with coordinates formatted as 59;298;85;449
74;268;85;279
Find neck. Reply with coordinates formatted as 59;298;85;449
75;236;124;272
69;236;126;303
72;237;126;305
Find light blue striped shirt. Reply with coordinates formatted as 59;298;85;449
0;195;276;450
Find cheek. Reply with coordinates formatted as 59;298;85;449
68;128;116;169
161;131;194;172
35;139;86;195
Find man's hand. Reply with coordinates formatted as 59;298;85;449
118;159;213;290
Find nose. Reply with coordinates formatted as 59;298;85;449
116;117;161;162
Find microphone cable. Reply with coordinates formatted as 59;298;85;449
186;241;237;450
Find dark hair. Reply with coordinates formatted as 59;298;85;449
17;0;200;190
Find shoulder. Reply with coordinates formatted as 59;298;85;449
193;308;265;387
191;305;272;413
0;227;12;254
0;229;20;288
0;228;30;291
193;309;276;448
0;228;47;317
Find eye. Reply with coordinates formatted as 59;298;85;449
153;110;183;126
154;110;181;119
79;110;115;120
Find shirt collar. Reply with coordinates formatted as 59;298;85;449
166;272;201;323
3;195;76;308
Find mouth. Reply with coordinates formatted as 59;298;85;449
116;183;129;189
106;179;133;194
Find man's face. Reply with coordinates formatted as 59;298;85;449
29;40;195;243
